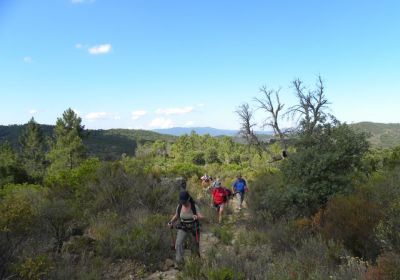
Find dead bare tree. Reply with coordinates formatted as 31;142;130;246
254;86;287;150
235;103;260;148
288;75;329;135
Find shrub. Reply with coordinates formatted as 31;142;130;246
190;151;206;165
366;252;400;280
320;193;383;260
95;214;172;270
40;198;76;253
0;184;44;278
247;171;293;222
207;267;245;280
212;225;234;246
13;255;53;280
168;162;202;179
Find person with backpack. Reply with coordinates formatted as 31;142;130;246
232;174;248;210
168;190;204;268
211;181;230;223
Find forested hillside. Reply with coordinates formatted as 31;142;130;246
0;124;176;160
351;122;400;148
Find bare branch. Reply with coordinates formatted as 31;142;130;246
286;76;330;134
235;103;260;146
254;86;286;147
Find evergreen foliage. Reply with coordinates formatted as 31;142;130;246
19;117;46;182
47;108;86;171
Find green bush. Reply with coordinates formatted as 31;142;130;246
207;267;245;280
320;193;382;260
247;171;293;222
96;214;172;269
282;124;369;216
0;184;44;278
212;225;234;245
13;255;53;280
168;162;202;179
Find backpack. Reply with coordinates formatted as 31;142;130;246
213;187;228;204
224;187;233;199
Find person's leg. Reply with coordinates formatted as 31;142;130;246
218;203;225;223
238;192;245;209
214;203;220;223
175;229;187;265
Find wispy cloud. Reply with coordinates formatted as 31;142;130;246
131;110;147;120
85;112;120;121
88;44;112;55
155;106;194;115
71;0;95;4
23;56;33;63
29;109;38;115
149;118;174;129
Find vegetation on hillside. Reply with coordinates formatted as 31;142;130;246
1;77;400;279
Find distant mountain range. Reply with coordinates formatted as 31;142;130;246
153;127;273;137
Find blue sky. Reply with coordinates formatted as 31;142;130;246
1;0;399;130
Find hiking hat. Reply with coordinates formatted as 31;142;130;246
216;181;222;187
179;191;190;204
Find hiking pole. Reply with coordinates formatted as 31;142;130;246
194;222;200;257
169;224;175;251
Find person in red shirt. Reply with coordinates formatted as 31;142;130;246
211;181;230;224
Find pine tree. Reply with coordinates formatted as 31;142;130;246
47;108;86;171
0;142;27;187
19;117;46;181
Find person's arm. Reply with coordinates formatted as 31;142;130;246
232;180;237;192
244;179;248;192
193;205;204;221
168;207;179;227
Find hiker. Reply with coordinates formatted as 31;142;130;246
168;190;204;268
232;174;248;210
201;173;212;188
211;181;230;223
211;177;220;189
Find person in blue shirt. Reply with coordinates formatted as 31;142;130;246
232;174;248;210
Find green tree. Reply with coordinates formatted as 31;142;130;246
205;147;220;164
19;117;46;182
282;123;369;215
47;108;86;171
0;142;27;187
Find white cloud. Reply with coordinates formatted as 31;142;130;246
72;108;81;116
23;56;33;63
155;106;194;115
131;110;147;120
29;109;38;115
88;44;112;55
85;112;120;121
149;118;174;129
